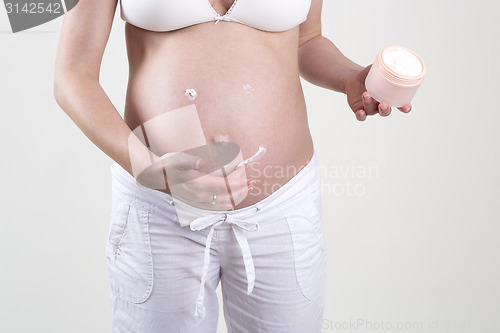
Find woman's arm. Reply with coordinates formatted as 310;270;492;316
53;0;154;178
53;0;250;203
297;0;363;94
297;0;412;120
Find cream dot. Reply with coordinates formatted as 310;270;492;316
382;48;423;77
185;89;198;101
242;84;255;94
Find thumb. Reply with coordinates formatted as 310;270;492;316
359;64;372;81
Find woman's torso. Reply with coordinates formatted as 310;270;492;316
123;0;314;209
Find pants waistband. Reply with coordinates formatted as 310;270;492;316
110;149;321;227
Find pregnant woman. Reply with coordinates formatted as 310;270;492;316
54;0;412;332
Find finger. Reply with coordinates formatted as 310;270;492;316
225;164;247;182
358;64;372;81
355;109;366;121
231;183;251;207
397;104;412;113
179;191;234;211
174;178;233;209
192;173;235;194
223;163;249;193
214;171;252;208
189;166;247;196
224;161;248;178
207;192;234;210
378;102;392;117
211;182;250;210
169;152;205;171
362;92;378;116
226;168;249;194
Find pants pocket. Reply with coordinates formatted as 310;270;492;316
284;200;327;301
106;199;154;304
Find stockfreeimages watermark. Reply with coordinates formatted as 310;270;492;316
290;317;478;331
3;0;79;33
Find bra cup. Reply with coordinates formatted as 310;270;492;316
229;0;312;32
119;0;312;32
120;0;214;32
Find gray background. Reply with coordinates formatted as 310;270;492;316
1;0;499;332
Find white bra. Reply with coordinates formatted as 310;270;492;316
119;0;312;32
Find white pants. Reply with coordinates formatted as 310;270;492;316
106;150;327;332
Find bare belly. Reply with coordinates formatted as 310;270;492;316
123;21;314;208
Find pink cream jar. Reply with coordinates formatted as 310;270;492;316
365;46;426;107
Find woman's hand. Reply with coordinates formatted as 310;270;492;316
345;65;412;121
136;151;249;211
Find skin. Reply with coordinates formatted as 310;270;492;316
54;0;412;210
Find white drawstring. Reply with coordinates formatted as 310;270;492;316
190;213;259;319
